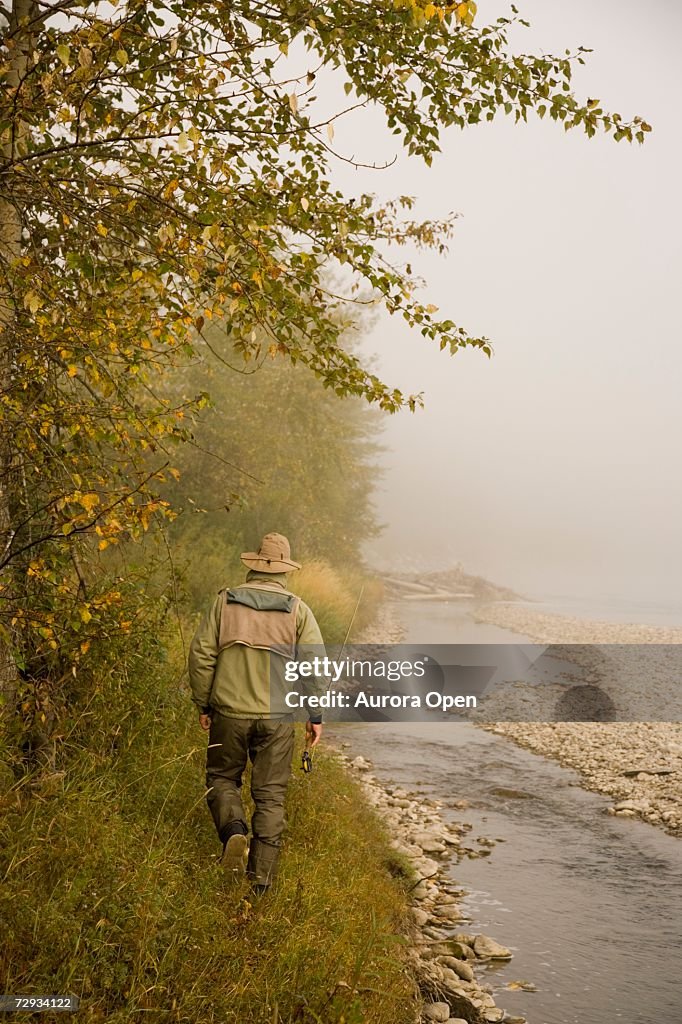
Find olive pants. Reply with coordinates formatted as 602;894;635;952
206;716;295;885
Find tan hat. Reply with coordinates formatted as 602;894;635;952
240;532;301;573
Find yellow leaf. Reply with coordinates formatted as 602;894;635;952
279;41;288;56
131;268;143;282
455;1;468;20
98;539;109;551
79;492;100;512
326;122;335;142
80;607;92;624
67;365;78;377
96;222;108;237
164;178;180;200
424;3;436;18
24;291;42;314
288;92;298;114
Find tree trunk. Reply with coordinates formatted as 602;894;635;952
0;0;36;713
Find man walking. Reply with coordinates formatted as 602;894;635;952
188;533;324;894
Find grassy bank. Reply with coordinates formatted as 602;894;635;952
0;579;415;1024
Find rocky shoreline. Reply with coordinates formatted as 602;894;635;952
346;591;681;1021
339;750;526;1024
472;601;682;838
358;597;682;837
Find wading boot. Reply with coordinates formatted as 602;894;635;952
220;822;248;878
246;836;279;889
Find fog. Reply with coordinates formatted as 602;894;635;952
326;0;682;614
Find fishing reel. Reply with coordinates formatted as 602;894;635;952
300;749;313;774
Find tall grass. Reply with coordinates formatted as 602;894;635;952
293;560;382;643
0;608;415;1024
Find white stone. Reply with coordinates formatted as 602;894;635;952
423;1002;450;1022
473;934;513;960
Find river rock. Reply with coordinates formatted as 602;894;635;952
473;935;513;960
412;908;429;927
437;956;475;981
420;942;454;959
432;905;463;922
447;1019;469;1024
614;799;650;812
413;831;448;853
439;967;466;987
423;1001;450;1022
416;857;441;876
350;756;372;771
483;1010;505;1022
451;932;477;945
449;940;477;960
490;787;531;799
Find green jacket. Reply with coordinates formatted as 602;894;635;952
188;570;325;722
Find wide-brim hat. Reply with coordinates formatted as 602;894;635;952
240;532;301;573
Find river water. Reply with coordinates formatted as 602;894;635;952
330;600;682;1024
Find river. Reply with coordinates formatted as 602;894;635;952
329;599;682;1024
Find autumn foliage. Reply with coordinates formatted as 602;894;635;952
0;0;647;758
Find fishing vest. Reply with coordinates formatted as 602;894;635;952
218;584;300;657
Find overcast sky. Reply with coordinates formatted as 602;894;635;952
326;0;682;611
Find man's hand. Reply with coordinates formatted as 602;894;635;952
306;720;322;748
199;713;212;732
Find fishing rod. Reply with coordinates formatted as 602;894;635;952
301;583;365;774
